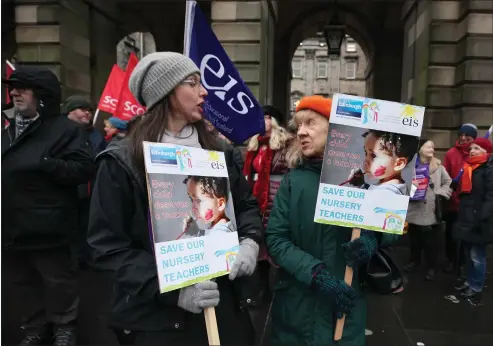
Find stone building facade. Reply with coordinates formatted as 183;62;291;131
2;0;492;156
290;35;367;114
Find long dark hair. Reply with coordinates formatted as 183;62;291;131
129;96;221;173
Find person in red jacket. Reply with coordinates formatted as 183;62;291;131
243;105;293;300
443;123;477;273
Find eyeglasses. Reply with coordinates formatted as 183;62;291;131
181;79;201;89
7;84;28;93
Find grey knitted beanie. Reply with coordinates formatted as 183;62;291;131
128;52;200;110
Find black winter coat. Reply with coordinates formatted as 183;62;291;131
1;66;96;251
87;138;263;341
454;160;493;245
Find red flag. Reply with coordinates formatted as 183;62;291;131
97;64;125;114
5;60;15;104
114;53;146;121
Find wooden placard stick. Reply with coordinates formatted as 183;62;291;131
204;307;221;345
334;228;361;341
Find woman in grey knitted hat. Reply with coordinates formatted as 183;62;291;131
87;52;263;346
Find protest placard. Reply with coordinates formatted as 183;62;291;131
314;93;425;235
143;141;239;293
314;94;425;341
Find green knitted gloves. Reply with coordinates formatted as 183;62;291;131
311;264;356;316
341;231;378;268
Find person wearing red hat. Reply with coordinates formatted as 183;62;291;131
265;95;400;345
453;137;493;306
443;123;478;273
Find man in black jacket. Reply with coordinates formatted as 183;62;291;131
62;95;106;268
2;65;96;346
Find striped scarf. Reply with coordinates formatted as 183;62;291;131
15;113;38;138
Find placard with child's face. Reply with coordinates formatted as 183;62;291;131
314;94;425;235
143;142;239;293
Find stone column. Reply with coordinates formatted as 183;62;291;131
211;1;276;106
403;0;493;158
14;0;92;100
456;0;493;138
426;0;463;155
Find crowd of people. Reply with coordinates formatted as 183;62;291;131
2;52;492;346
402;124;493;306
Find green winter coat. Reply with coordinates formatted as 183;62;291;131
265;159;400;346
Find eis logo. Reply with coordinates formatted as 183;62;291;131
336;98;363;118
400;104;420;128
208;151;225;170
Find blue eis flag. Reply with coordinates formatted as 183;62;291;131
184;1;265;143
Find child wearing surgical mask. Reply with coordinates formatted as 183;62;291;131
180;176;235;238
350;130;419;195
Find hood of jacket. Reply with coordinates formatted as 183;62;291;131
7;65;61;118
97;137;147;198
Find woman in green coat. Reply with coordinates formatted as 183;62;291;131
265;96;400;346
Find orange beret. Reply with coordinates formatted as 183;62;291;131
295;95;332;120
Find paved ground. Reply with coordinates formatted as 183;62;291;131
2;243;492;346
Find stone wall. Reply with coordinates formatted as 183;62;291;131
211;1;276;106
11;0;129;105
402;0;493;158
14;0;92;100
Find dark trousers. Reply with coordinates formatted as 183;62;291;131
445;211;464;268
409;224;439;270
463;243;487;292
3;246;79;332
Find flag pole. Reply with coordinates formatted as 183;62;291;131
183;1;195;56
92;109;100;126
183;2;221;345
6;60;15;71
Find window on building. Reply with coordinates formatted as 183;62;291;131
316;61;328;78
346;41;357;53
346;61;356;79
292;60;303;78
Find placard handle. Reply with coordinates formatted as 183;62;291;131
334;228;361;341
204;307;221;345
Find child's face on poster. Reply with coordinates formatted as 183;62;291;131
186;180;226;223
363;132;407;180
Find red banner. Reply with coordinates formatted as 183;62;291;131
114;53;146;121
97;64;125;114
5;60;15;104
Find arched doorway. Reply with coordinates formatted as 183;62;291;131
273;1;404;122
